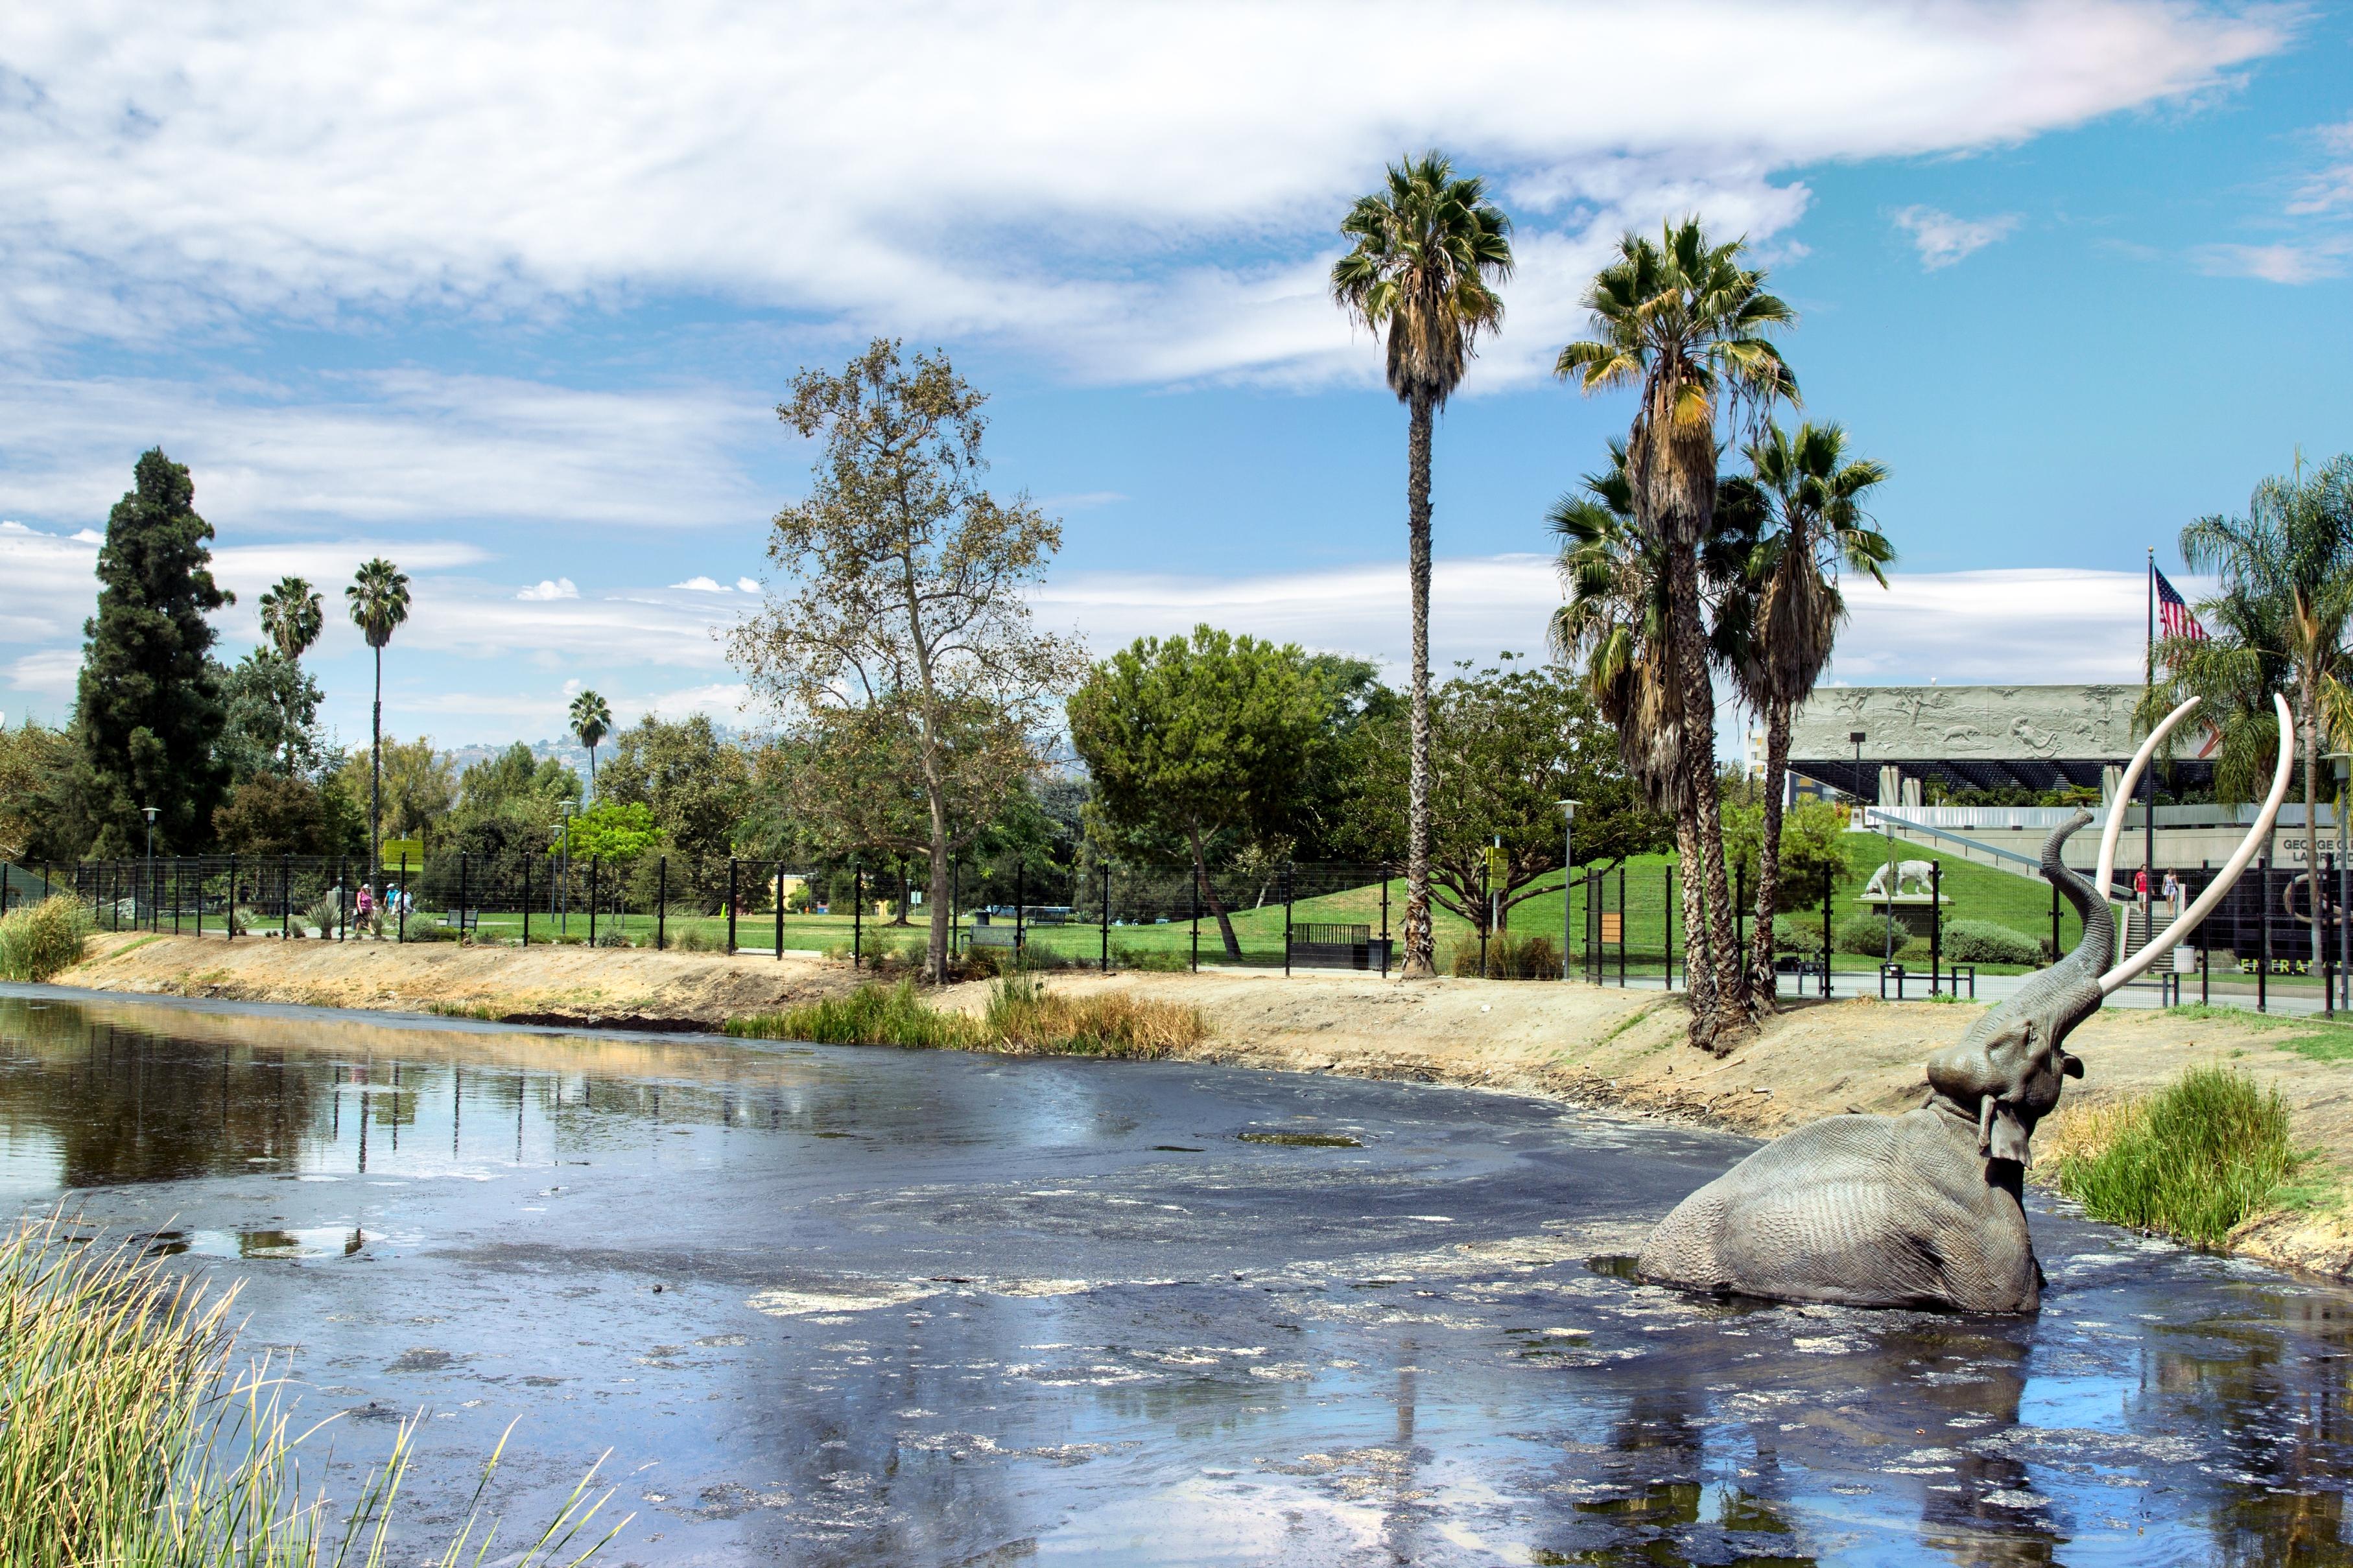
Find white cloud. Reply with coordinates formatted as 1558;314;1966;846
735;577;761;594
671;576;727;592
0;2;2282;386
517;577;579;601
0;373;773;533
2193;240;2352;284
1891;206;2022;270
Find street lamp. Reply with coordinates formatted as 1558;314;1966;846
1557;800;1578;985
141;805;157;933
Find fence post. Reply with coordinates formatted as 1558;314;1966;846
1930;860;1941;996
1666;865;1676;990
522;854;532;948
2050;880;2059;966
1100;862;1109;974
1284;862;1295;977
852;863;862;968
195;861;204;940
949;858;960;961
2259;856;2269;1013
1380;869;1389;977
1014;861;1024;958
282;854;290;940
458;854;468;943
727;858;739;956
589;859;600;946
657;857;668;952
2200;863;2209;1005
1618;863;1627;988
399;853;409;942
774;863;785;960
1732;862;1745;990
1476;860;1488;979
226;855;236;940
1191;869;1200;974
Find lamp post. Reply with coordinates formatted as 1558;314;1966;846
2330;753;2350;1016
1557;800;1577;985
141;805;157;932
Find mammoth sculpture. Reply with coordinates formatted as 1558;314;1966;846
1637;694;2293;1313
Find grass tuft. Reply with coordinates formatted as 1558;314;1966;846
0;1211;627;1566
0;895;89;982
2052;1068;2308;1250
727;976;1207;1058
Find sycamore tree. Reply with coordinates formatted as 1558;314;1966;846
729;340;1085;982
1067;626;1333;961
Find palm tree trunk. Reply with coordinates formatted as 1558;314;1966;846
1747;701;1793;1014
1401;392;1437;979
1670;555;1742;1040
369;644;383;902
1676;804;1712;1019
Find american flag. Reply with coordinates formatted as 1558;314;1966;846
2155;567;2207;642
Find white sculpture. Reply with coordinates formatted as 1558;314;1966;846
1863;859;1939;898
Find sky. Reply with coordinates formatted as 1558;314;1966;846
1;1;2349;754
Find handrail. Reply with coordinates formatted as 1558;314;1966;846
1860;808;2133;901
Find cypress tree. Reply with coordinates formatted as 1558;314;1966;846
71;449;233;856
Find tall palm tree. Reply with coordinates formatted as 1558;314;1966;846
258;576;324;662
570;689;613;799
1556;220;1797;1039
1728;422;1891;1008
2153;456;2353;979
346;557;412;896
1550;441;1715;1018
1331;150;1513;977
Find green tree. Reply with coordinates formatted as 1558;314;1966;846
217;649;327;782
258;576;324;662
345;558;411;887
563;801;659;863
595;714;751;862
71;449;234;856
1721;798;1853;915
1330;151;1513;979
0;720;81;864
1725;421;1891;1007
2152;454;2353;979
336;735;456;850
1557;221;1797;1047
727;340;1085;981
569;690;613;797
1067;626;1332;960
213;771;334;856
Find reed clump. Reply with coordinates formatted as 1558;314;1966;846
727;976;1207;1059
0;895;89;981
0;1211;625;1567
2051;1068;2306;1250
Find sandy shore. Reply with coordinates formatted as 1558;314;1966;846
47;930;2353;1280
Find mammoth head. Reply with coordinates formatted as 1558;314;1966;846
1922;810;2105;1168
1926;1017;2083;1165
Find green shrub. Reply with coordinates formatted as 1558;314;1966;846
1834;913;1906;957
403;921;464;944
668;927;722;953
593;926;633;948
0;896;89;982
1771;915;1825;959
1942;919;2041;966
2054;1068;2306;1250
1447;933;1561;979
1112;944;1191;973
726;976;1209;1058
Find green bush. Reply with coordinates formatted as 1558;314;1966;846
0;896;89;982
668;927;722;953
593;926;633;948
1447;933;1561;979
1771;915;1825;959
2055;1068;2305;1249
403;921;464;944
1942;919;2041;966
1834;913;1906;957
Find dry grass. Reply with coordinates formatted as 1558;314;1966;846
0;895;89;982
727;976;1207;1059
0;1211;628;1567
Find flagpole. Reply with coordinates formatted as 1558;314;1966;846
2145;547;2157;939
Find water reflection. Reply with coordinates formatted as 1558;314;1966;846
5;992;2353;1565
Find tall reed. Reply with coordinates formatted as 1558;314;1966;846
2052;1068;2306;1250
727;976;1207;1058
0;1212;626;1567
0;895;89;982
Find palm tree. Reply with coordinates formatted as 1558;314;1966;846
1331;151;1513;977
570;689;613;799
346;557;412;897
258;576;324;662
1727;422;1891;1009
1551;441;1716;1018
1556;220;1797;1038
2153;456;2353;979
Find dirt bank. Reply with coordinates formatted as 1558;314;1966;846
49;933;2353;1280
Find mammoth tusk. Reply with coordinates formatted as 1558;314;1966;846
2098;690;2297;996
2095;696;2203;902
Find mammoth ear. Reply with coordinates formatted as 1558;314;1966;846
1987;1102;2033;1166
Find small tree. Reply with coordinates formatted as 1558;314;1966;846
729;340;1085;982
346;558;411;891
1067;626;1333;960
71;449;233;855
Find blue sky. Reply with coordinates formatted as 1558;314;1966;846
1;1;2348;751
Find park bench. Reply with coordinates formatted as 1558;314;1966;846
969;922;1021;951
1288;922;1392;972
1878;962;1976;1001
